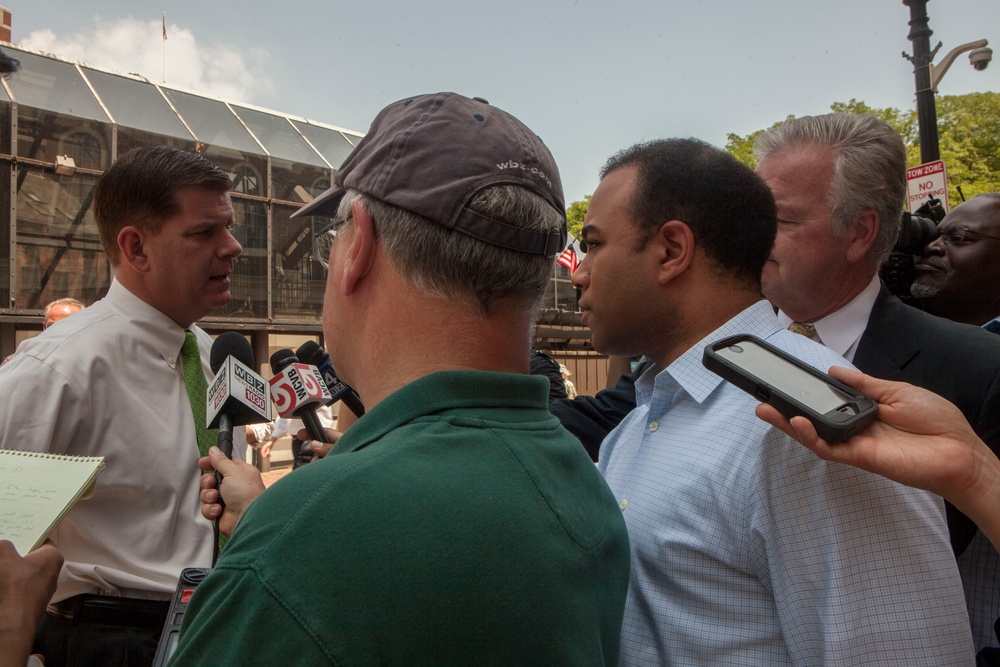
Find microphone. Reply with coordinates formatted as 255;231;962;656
295;341;365;418
207;333;271;460
268;349;331;443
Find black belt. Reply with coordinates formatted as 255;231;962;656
47;594;169;628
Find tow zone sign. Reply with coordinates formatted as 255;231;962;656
906;160;949;212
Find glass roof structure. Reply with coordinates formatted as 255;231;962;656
1;44;363;173
0;43;366;326
0;43;582;343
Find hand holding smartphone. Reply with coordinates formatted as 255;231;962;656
703;334;878;443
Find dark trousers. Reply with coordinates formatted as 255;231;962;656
34;596;168;667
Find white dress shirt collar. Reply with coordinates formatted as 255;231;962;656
105;279;190;366
776;274;881;362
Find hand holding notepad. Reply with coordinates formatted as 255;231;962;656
0;449;105;555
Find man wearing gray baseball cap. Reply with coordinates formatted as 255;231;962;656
170;93;630;666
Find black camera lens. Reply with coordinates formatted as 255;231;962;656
896;212;940;255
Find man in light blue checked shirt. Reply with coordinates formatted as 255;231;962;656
572;137;974;665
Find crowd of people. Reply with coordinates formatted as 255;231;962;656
1;83;999;667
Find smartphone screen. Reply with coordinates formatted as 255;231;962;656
714;340;854;414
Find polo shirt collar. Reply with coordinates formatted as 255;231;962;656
333;370;551;455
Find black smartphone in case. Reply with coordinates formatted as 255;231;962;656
703;334;878;443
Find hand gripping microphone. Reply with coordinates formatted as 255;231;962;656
207;333;271;459
268;349;331;443
295;340;365;418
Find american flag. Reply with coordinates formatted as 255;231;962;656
556;236;584;274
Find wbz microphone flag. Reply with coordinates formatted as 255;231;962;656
268;363;332;418
206;354;271;429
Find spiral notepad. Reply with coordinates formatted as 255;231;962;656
0;449;105;555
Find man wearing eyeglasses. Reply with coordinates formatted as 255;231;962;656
912;193;1000;330
168;93;630;666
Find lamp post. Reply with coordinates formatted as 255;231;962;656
902;0;940;163
902;0;992;164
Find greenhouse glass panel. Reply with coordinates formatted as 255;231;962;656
271;157;329;205
15;168;110;309
82;68;192;139
213;194;268;319
16;106;110;170
271;204;325;321
5;50;107;122
232;106;326;167
162;89;267;192
163;89;262;154
291;121;355;168
0;162;9;306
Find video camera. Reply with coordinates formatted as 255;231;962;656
880;197;947;303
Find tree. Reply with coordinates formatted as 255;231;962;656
725;116;792;169
933;92;1000;200
566;195;590;241
724;93;999;204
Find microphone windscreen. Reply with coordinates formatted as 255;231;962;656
269;348;299;374
296;340;323;365
211;332;254;373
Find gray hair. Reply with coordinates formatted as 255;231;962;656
337;186;564;313
753;113;906;262
44;297;85;316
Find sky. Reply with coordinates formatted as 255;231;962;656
12;0;1000;204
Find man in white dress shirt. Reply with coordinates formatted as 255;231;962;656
755;116;1000;654
0;145;244;667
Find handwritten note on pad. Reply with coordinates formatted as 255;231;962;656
0;449;105;555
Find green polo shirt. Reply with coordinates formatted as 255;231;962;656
172;370;630;666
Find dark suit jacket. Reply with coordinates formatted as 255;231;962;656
854;286;1000;552
550;360;651;461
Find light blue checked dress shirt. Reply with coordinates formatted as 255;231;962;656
599;300;974;666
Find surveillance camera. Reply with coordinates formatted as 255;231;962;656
970;47;992;71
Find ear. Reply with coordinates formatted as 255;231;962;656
117;226;151;274
846;209;879;263
339;199;378;296
652;220;696;286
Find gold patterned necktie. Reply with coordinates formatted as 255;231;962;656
181;332;217;459
787;322;818;339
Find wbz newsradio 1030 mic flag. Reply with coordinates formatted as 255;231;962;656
268;349;331;443
207;333;271;459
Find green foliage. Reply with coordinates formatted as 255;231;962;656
724;131;762;169
934;92;1000;201
723;93;999;205
566;195;590;240
829;99;917;143
725;116;793;170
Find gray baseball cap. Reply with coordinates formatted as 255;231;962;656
292;92;567;257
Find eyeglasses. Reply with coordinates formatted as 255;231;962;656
938;225;1000;245
313;215;351;270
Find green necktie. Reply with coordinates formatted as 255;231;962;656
181;331;227;552
181;331;218;458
